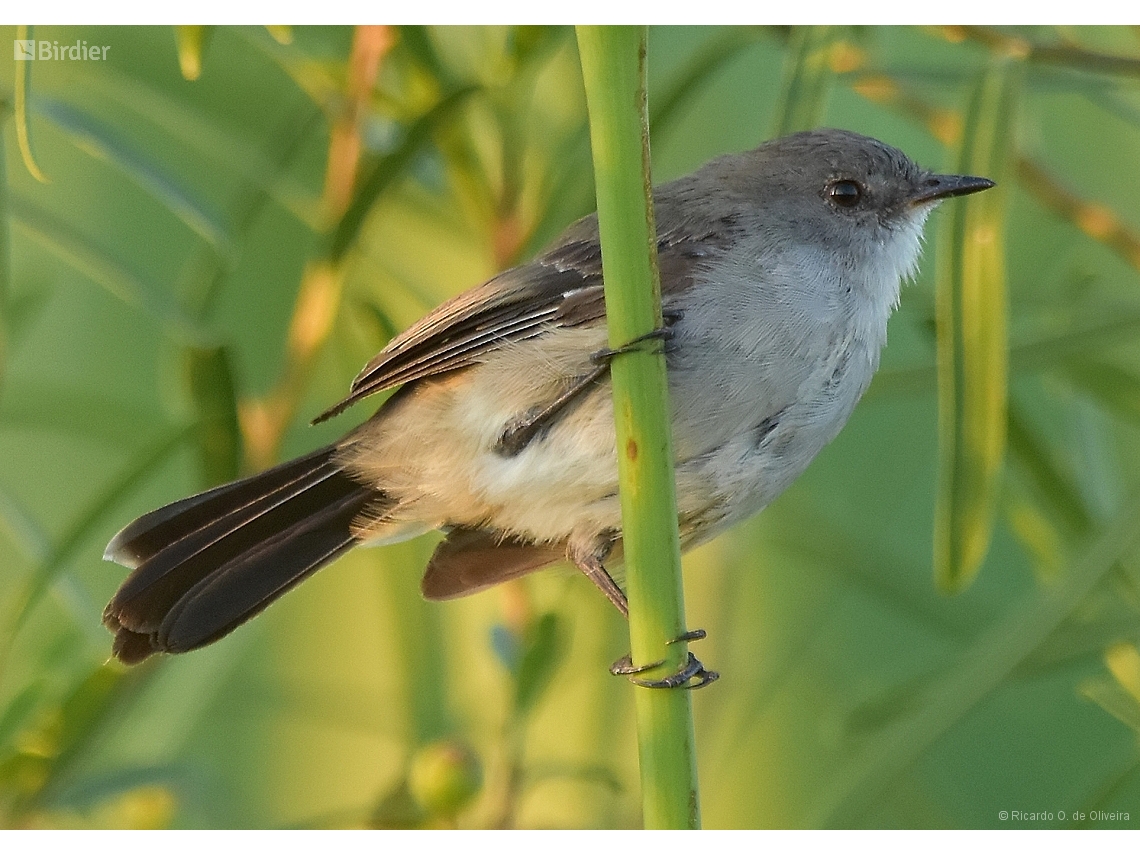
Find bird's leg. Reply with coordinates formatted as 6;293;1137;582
569;535;718;690
568;535;629;618
495;312;685;458
495;364;608;457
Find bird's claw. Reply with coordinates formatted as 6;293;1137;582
591;325;676;365
610;629;719;689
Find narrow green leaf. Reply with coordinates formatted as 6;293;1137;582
10;193;209;343
868;308;1140;401
175;26;210;81
1064;358;1140;425
1072;759;1140;829
50;763;181;813
819;485;1140;827
524;762;623;794
371;537;452;749
0;679;46;753
1007;403;1094;537
0;379;168;447
0;750;49;802
650;27;762;138
184;344;242;486
265;26;293;46
844;671;934;737
1016;312;1140;371
1014;615;1140;678
52;665;124;765
513;613;566;715
770;516;977;637
328;85;478;265
10;664;136;812
522;125;594;258
506;25;564;71
489;625;520;672
770;26;844;136
1080;675;1140;735
75;65;324;233
354;299;400;349
1026;41;1140;79
231;27;342;111
177;103;327;320
0;282;47;353
1009;578;1140;675
0;480;51;563
1005;495;1066;582
933;58;1021;593
397;26;453;88
1121;554;1140;605
1083;86;1140;134
0;423;196;658
14;25;49;184
1105;641;1140;704
35;97;232;251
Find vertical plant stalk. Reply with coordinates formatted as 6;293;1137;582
324;25;393;219
575;25;701;830
240;26;393;471
770;25;843;136
934;56;1022;592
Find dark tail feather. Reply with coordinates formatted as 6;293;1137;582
103;446;380;664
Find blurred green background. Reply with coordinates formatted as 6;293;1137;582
1;24;1140;829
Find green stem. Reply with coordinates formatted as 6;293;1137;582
575;25;701;830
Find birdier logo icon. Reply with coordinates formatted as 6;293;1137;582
13;39;110;61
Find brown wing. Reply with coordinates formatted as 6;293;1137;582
313;208;736;424
312;218;607;424
420;527;564;600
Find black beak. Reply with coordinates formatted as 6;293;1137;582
910;174;995;206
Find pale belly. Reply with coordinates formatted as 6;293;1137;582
338;315;876;551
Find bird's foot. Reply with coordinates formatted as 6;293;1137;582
591;322;677;365
610;629;719;689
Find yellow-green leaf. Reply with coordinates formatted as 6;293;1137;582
1105;641;1140;705
14;25;49;183
934;57;1021;593
265;26;293;46
175;25;210;81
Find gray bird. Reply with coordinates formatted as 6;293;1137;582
103;128;993;671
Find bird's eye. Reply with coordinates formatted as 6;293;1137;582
827;180;863;208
